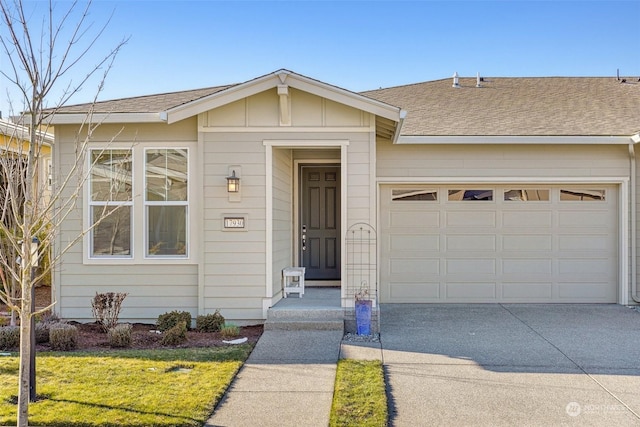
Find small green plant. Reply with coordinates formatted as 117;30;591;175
91;292;128;332
49;323;78;351
108;323;133;348
0;316;8;327
157;310;192;332
0;325;20;350
196;310;225;332
220;323;240;339
161;320;187;346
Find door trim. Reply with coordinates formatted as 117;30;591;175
298;163;342;280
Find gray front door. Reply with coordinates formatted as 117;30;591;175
300;165;341;280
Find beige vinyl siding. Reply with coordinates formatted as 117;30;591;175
53;121;199;323
201;133;266;320
272;148;293;298
377;143;629;179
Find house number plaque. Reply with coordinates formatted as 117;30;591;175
224;217;245;229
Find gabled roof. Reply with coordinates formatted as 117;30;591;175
363;77;640;137
49;69;404;135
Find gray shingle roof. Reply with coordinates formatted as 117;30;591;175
55;75;640;137
362;77;640;136
55;84;233;113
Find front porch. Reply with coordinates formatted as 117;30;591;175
265;287;379;333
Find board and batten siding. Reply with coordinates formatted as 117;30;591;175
53;121;199;323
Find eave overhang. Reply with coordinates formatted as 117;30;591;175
396;135;635;145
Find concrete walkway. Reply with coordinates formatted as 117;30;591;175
204;330;343;427
207;304;640;426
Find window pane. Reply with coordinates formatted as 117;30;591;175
448;189;493;201
91;150;132;202
146;149;188;202
504;189;550;201
560;189;605;201
91;206;131;256
392;189;438;201
147;206;187;256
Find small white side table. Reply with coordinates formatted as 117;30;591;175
282;267;305;298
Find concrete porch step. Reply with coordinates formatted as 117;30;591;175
264;317;344;331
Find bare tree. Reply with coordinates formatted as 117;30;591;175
0;1;127;425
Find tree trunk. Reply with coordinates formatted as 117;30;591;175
17;289;32;427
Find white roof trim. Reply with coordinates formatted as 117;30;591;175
165;69;402;124
0;119;54;146
397;135;633;145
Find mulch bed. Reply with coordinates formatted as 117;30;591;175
2;286;264;351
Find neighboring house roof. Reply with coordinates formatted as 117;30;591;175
0;119;54;147
362;77;640;137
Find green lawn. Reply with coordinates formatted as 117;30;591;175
0;346;252;427
330;359;388;427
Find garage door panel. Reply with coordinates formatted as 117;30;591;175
502;283;553;300
381;184;618;303
502;211;553;227
558;258;612;275
446;211;495;227
558;283;614;300
558;235;610;251
502;258;553;274
502;235;553;251
390;234;440;251
446;282;496;299
558;210;610;227
389;258;439;275
389;210;439;227
389;282;440;299
446;234;496;251
446;258;495;274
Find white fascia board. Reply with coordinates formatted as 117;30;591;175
631;133;640;144
0;120;54;146
288;74;402;122
396;136;632;145
165;77;279;124
47;113;165;125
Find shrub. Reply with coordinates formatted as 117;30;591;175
91;292;128;332
196;310;225;333
35;322;50;344
220;323;240;339
157;311;192;332
49;323;78;351
161;321;187;346
0;325;20;350
0;316;8;327
108;323;132;348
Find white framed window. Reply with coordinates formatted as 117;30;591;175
89;149;133;258
144;148;189;258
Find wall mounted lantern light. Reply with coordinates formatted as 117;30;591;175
226;170;240;193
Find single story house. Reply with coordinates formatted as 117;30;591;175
48;70;640;323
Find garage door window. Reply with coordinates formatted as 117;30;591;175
392;189;437;201
448;189;493;201
560;189;605;201
504;189;550;201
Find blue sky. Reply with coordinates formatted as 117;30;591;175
1;0;639;115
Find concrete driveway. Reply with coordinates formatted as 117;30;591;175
379;304;640;426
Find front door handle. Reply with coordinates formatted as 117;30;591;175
302;224;306;251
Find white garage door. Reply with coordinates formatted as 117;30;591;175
380;185;618;303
